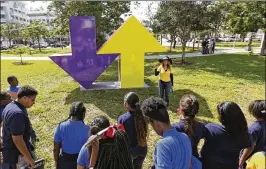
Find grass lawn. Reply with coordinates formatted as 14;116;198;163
1;46;200;57
216;41;261;48
1;53;265;168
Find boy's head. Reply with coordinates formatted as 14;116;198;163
17;85;38;108
0;92;12;105
249;100;266;120
141;97;170;136
7;76;19;87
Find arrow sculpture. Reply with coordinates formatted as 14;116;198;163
98;16;166;88
49;16;118;89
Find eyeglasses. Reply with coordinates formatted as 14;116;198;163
26;96;36;102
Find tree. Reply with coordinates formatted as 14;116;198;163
23;20;49;52
1;22;24;47
48;1;130;49
225;2;263;51
10;47;30;64
153;1;206;63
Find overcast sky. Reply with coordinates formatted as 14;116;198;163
23;1;158;21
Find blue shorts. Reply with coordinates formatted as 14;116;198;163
1;163;16;169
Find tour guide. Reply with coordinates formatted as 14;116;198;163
155;56;173;107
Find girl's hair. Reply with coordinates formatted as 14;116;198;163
90;116;110;135
217;101;248;137
60;102;86;123
124;92;148;147
248;100;266;120
179;94;199;142
94;130;134;169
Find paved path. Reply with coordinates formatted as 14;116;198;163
0;48;258;61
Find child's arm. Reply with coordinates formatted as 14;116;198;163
239;145;255;167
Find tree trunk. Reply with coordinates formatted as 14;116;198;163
20;54;23;64
38;38;41;52
160;34;162;45
247;33;253;51
169;39;173;52
192;38;195;51
173;40;177;49
260;30;266;56
242;36;245;42
181;42;186;64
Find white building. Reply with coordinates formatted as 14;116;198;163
27;7;55;26
1;1;30;25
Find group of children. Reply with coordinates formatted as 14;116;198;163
0;75;265;169
52;91;265;169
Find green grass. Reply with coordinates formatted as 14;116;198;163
216;41;261;48
1;47;72;57
1;53;265;168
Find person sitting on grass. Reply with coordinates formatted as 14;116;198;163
77;115;110;169
141;97;201;169
200;101;252;169
172;94;206;160
239;100;266;167
118;92;148;169
53;102;90;169
6;76;21;100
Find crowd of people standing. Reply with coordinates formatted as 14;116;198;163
0;70;265;169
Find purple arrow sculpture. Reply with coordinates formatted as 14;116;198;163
49;16;118;89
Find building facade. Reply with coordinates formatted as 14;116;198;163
1;1;30;25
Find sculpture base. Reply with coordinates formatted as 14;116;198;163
80;81;149;90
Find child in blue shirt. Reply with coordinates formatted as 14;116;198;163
141;97;201;169
201;101;252;169
239;100;266;167
6;76;21;99
77;115;110;169
54;102;90;169
118;92;148;169
172;94;206;159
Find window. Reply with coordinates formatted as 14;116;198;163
42;19;45;22
46;19;49;23
15;16;18;20
1;6;3;10
30;20;32;23
0;15;5;18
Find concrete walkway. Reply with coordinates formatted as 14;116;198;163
0;48;258;61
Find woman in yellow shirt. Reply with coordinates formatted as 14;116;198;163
155;56;173;107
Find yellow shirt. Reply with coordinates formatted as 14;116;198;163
157;65;171;82
246;152;266;169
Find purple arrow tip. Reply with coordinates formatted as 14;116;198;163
50;16;118;89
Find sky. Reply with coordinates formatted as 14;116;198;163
23;1;158;21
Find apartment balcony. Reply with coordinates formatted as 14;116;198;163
0;18;7;24
1;10;5;15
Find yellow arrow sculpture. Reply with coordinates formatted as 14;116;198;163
98;16;166;88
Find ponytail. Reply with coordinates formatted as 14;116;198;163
124;92;148;147
133;103;148;147
183;116;196;144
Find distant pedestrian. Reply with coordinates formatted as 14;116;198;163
201;39;207;54
6;76;21;100
209;39;215;54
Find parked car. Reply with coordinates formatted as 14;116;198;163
32;44;48;49
52;43;67;48
0;46;8;50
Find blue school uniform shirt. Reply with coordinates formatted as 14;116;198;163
201;123;252;169
118;111;147;157
1;101;32;163
172;120;206;158
0;105;7;123
7;86;21;93
77;145;90;167
54;119;90;154
154;128;192;169
248;121;266;157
